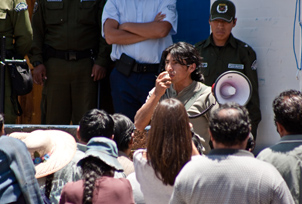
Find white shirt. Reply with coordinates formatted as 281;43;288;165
133;149;173;204
132;149;202;204
102;0;178;63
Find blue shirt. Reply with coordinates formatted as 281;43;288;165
102;0;178;63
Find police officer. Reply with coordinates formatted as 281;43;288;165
0;0;32;124
29;0;112;124
195;0;261;139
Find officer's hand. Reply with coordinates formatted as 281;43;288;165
91;64;106;81
154;71;171;97
33;64;47;85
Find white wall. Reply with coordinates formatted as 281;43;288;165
211;0;302;154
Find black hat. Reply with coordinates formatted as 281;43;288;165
210;0;236;23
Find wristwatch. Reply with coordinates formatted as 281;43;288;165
32;61;42;67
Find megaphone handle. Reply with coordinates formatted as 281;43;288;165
188;101;216;119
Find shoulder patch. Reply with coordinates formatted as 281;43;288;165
167;4;176;13
15;2;28;12
251;60;257;70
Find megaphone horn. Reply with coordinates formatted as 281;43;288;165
212;71;252;106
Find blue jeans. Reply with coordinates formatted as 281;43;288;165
110;68;156;121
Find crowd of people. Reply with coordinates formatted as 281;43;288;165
0;88;301;203
1;0;301;203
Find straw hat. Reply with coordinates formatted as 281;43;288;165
9;129;77;178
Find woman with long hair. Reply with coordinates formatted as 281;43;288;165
129;98;200;204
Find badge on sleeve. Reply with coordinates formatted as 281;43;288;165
167;4;176;13
251;60;257;70
15;2;28;12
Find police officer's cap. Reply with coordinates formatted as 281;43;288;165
210;0;236;23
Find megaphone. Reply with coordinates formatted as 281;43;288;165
212;71;252;106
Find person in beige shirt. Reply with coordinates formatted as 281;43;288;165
134;42;218;154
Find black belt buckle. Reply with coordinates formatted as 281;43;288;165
67;51;77;61
134;63;147;73
142;65;147;72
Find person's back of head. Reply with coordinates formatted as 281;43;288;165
0;114;4;136
160;42;204;82
79;109;114;143
209;102;251;147
112;113;134;153
147;98;192;186
273;89;302;135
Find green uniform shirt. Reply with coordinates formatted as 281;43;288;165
0;0;32;123
195;34;261;138
0;0;32;56
30;0;111;67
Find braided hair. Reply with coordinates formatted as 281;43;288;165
81;156;114;204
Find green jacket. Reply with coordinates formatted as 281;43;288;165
30;0;111;67
195;34;261;137
0;0;32;56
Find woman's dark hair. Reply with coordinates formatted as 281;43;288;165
159;42;204;82
81;156;114;204
147;98;192;186
112;113;134;152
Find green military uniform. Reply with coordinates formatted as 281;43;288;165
0;0;32;123
29;0;112;124
195;33;261;139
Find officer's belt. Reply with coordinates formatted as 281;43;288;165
116;60;159;73
45;47;96;61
